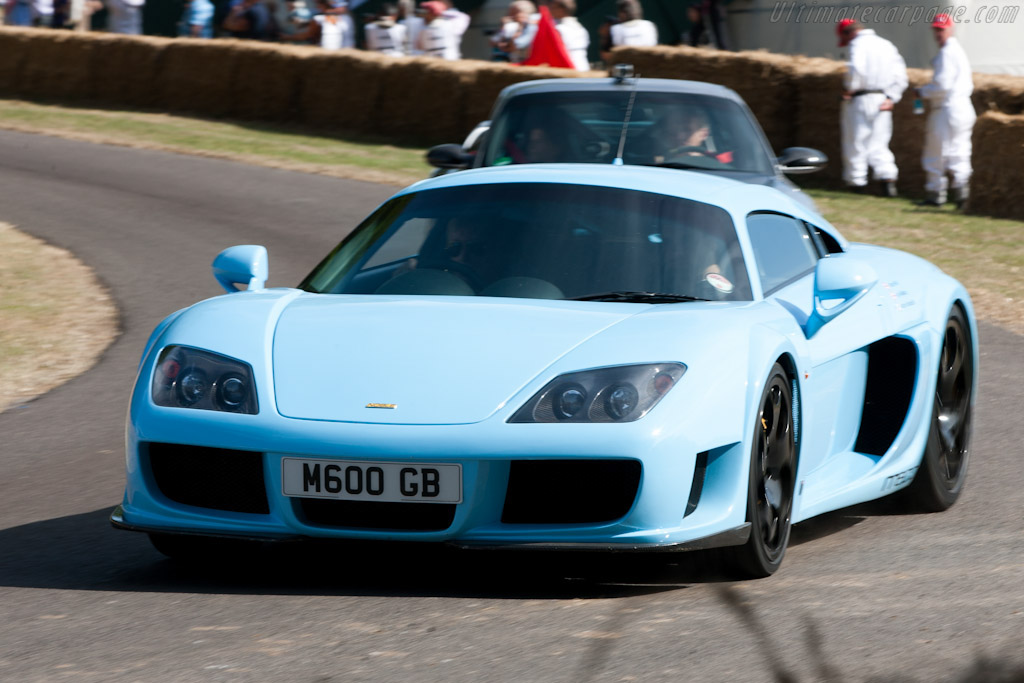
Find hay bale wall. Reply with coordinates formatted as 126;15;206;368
0;28;1022;219
0;27;583;145
969;112;1024;219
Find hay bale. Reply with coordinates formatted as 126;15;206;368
297;49;389;133
968;111;1024;219
88;34;168;108
0;28;34;95
230;42;307;122
370;57;480;144
16;29;98;101
789;58;846;186
158;39;241;117
973;73;1024;115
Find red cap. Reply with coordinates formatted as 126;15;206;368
931;13;953;27
836;18;857;46
420;1;445;15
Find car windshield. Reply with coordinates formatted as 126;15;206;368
479;91;775;175
300;183;753;302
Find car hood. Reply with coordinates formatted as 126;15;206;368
272;295;639;425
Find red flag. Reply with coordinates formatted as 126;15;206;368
520;6;574;69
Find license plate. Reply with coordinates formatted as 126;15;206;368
281;458;462;504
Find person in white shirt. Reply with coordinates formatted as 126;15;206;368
365;3;407;56
416;1;459;60
494;1;538;63
284;0;352;49
837;19;907;197
105;0;143;34
440;0;468;58
396;0;424;54
916;13;976;208
601;0;656;62
550;0;589;71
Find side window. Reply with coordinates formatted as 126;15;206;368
806;222;845;255
746;212;820;294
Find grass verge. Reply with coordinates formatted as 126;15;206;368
0;100;1021;410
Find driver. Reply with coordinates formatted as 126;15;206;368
440;216;509;283
651;108;733;165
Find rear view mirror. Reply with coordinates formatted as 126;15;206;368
213;245;268;293
806;256;877;337
778;147;828;174
426;143;473;170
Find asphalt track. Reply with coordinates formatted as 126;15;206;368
1;128;1022;683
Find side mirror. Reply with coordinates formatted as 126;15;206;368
806;256;877;337
426;143;473;170
213;245;268;293
777;147;828;174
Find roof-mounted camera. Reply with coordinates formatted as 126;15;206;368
612;63;635;83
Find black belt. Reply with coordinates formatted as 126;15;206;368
851;89;886;97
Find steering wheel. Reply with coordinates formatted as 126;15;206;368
417;258;482;292
667;146;708;156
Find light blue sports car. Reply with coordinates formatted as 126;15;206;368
112;164;976;578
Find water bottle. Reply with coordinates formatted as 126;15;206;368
913;98;925;115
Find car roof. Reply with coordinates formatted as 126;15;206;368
495;77;747;106
397;164;846;248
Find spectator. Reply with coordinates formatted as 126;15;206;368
4;0;36;26
5;0;53;26
686;0;729;50
179;0;215;37
916;13;976;209
837;19;907;197
364;3;407;56
223;0;278;41
51;0;68;27
493;0;537;63
274;0;313;38
416;1;458;60
601;0;656;62
284;0;352;48
440;0;468;58
105;0;143;34
67;0;102;30
396;0;423;54
550;0;589;71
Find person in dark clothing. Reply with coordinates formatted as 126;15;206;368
222;0;278;40
686;0;729;50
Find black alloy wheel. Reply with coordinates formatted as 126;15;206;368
724;363;796;578
902;305;974;511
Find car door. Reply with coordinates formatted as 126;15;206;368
745;211;891;480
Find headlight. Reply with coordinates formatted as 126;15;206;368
152;346;258;414
509;363;686;423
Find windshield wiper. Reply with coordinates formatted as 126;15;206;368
571;291;710;303
645;161;711;171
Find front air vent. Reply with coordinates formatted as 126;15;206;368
502;459;641;524
146;442;269;514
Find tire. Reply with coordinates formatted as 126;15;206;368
901;304;973;512
148;532;260;562
722;363;797;578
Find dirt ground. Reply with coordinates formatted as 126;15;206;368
0;222;118;413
